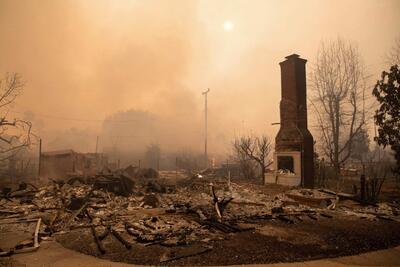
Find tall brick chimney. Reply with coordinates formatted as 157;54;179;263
274;54;314;188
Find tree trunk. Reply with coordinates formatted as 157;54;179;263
260;162;265;184
334;102;341;180
333;161;340;180
360;174;366;203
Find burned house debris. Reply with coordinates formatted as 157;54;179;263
0;167;400;265
39;150;108;180
266;54;314;188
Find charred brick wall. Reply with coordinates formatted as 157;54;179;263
275;54;314;188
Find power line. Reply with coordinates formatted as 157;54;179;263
8;110;153;123
8;110;200;122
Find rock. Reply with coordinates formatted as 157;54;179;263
143;194;159;208
271;206;284;214
146;181;166;193
67;196;85;210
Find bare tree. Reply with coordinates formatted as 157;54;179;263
356;148;390;203
309;38;367;179
233;135;273;182
0;73;32;161
233;151;256;180
386;36;400;66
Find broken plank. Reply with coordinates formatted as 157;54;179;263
0;218;38;225
307;214;318;220
111;228;132;249
125;222;150;234
230;200;265;206
0;218;42;257
376;215;394;221
276;215;295;224
319;212;333;218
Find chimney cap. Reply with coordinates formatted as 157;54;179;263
280;54;307;65
285;54;300;59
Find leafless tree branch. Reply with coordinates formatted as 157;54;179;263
0;73;32;161
309;37;367;178
233;134;272;182
385;36;400;66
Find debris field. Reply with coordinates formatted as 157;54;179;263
1;170;400;265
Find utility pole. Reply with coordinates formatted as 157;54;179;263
38;138;42;179
176;156;178;179
95;136;99;168
95;136;99;155
202;88;210;168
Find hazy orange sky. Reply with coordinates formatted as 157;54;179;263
0;0;399;155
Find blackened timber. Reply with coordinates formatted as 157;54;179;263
111;227;132;249
91;225;106;254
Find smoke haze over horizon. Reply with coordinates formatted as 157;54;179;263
0;0;399;159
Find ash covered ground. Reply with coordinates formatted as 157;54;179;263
1;170;400;266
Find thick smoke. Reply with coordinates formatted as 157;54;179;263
1;0;399;162
0;0;208;156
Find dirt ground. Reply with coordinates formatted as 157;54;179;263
52;177;400;266
2;174;400;266
319;176;400;203
54;213;400;266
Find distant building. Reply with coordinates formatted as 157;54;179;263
39;149;108;180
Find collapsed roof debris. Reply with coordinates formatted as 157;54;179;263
0;169;399;264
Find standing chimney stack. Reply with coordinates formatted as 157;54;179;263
266;54;314;188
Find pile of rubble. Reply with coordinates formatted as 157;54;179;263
1;171;399;262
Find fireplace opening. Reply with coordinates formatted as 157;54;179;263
277;156;294;173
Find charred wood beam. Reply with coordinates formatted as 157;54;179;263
276;215;295;224
307;214;318;220
98;227;110;241
111;227;132;250
208;183;233;221
63;185;95;229
91;225;106;254
200;220;245;233
0;218;41;257
320;212;333;218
